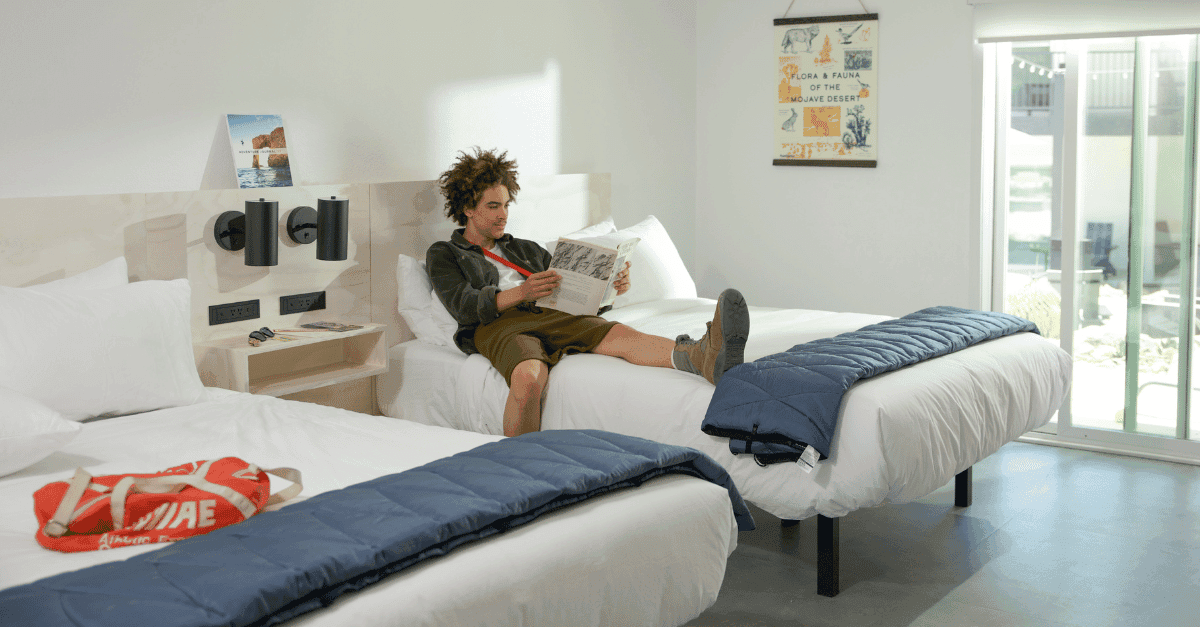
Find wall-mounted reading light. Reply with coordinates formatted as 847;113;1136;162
213;198;279;266
286;196;348;261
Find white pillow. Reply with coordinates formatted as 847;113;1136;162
0;386;81;476
567;215;696;308
26;257;128;292
0;279;205;421
396;254;458;347
542;217;617;253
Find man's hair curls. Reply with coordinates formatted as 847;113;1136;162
438;147;520;226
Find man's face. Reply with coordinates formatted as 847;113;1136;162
464;184;511;242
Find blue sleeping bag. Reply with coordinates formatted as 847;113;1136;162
0;429;754;627
702;306;1038;465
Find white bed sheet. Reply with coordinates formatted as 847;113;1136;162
1;388;739;627
380;299;1072;521
376;340;483;432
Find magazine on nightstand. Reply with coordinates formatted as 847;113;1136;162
299;322;363;332
535;237;639;316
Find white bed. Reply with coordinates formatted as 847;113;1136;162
0;389;739;626
380;297;1071;522
0;260;742;626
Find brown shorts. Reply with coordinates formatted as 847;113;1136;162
474;307;619;385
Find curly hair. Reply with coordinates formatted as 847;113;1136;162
438;147;520;226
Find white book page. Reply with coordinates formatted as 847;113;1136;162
598;238;640;308
536;237;638;316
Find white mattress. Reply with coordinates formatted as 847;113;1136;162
377;340;498;433
378;298;1072;521
1;388;739;627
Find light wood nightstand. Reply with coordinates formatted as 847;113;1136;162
195;323;388;397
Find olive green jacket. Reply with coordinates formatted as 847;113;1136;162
426;229;552;355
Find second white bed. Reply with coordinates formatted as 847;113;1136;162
378;298;1072;521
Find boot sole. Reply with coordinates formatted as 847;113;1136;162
713;288;749;385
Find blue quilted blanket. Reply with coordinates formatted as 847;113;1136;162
701;306;1038;465
0;430;753;627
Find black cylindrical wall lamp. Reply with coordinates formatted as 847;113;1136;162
287;196;348;261
213;198;279;267
244;198;278;266
316;196;348;261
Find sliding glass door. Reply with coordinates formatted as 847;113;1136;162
993;34;1200;454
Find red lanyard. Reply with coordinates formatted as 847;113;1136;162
481;246;532;277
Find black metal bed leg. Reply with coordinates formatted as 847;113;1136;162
817;514;840;597
955;466;973;507
779;468;968;599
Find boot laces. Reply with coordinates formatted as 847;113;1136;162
676;322;713;349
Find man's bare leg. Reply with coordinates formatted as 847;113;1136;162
592;323;674;367
503;358;550;437
594;289;749;385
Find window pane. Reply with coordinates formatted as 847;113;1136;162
1132;36;1191;439
1074;39;1136;434
1002;43;1065;432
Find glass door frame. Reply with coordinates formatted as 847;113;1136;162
990;37;1200;463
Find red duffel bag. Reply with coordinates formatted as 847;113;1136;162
34;457;302;552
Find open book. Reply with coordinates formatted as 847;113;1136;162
535;237;640;316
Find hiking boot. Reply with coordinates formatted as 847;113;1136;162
672;288;749;385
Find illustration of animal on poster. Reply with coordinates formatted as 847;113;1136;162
774;13;878;167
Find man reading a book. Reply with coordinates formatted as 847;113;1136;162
427;147;750;437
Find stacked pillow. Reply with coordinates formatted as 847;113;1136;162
25;256;128;293
0;386;81;476
398;215;698;347
540;217;618;253
564;215;697;308
396;254;459;348
0;258;206;475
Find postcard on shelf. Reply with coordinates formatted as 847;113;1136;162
535;237;639;316
299;322;364;332
226;114;292;188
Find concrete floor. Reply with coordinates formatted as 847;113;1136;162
685;442;1200;627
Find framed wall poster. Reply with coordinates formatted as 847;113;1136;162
774;13;878;167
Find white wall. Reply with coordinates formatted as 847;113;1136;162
4;0;988;315
696;0;979;314
0;0;697;264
